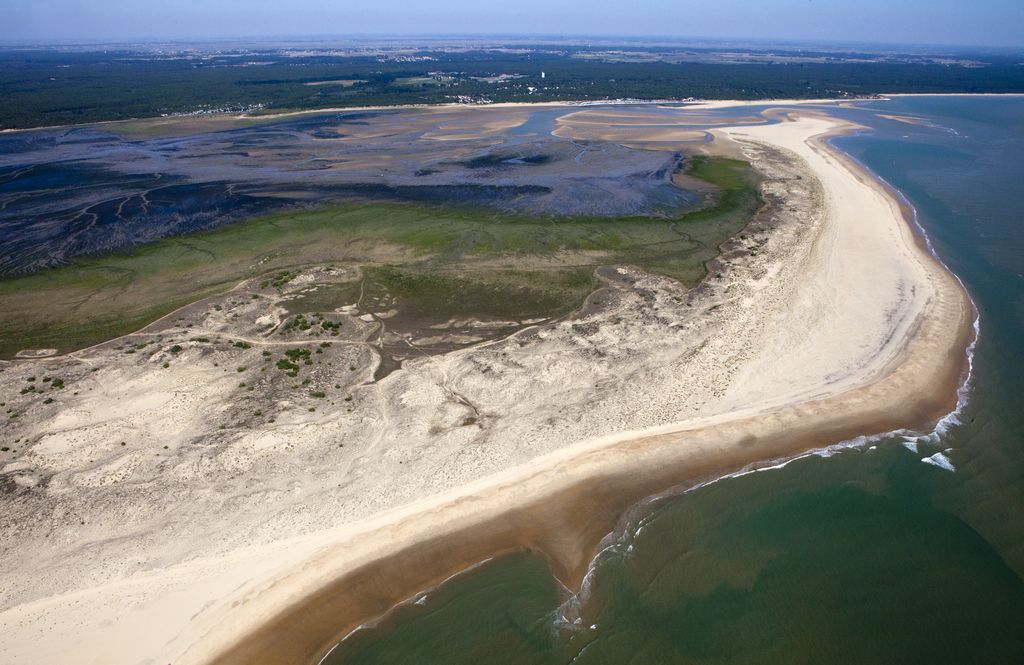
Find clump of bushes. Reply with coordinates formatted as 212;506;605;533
285;348;312;362
261;270;297;290
281;314;313;334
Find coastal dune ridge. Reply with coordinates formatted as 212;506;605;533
197;109;973;665
0;104;974;665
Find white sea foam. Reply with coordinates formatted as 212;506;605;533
316;642;340;665
322;555;499;655
921;452;956;472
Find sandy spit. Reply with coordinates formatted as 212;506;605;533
203;111;970;664
0;107;973;665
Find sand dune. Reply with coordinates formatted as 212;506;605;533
0;106;972;665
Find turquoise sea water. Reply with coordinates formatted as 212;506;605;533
322;97;1024;665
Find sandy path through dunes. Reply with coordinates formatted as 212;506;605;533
0;107;972;665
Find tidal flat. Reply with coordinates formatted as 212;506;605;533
0;106;759;358
0;104;717;275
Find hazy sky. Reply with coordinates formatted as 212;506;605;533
3;0;1023;48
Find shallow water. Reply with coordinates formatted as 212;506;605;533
320;97;1024;665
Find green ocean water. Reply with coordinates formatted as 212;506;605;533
321;97;1024;665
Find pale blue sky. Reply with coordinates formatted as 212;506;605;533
3;0;1023;48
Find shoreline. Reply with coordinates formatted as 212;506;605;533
4;92;1024;135
326;364;981;662
194;113;974;665
207;353;972;665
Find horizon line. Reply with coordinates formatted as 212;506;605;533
0;33;1021;53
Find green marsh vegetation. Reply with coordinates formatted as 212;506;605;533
0;156;759;357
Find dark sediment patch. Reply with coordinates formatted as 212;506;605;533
458;152;556;169
0;108;707;275
0;160;561;275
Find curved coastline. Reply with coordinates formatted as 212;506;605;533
191;110;975;665
0;103;977;665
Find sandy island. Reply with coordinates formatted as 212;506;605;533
0;105;973;664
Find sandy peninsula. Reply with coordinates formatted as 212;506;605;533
0;105;972;665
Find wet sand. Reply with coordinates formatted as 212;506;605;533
206;368;970;665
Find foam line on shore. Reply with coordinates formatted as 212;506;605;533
828;135;981;445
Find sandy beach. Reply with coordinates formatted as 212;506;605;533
0;105;973;664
